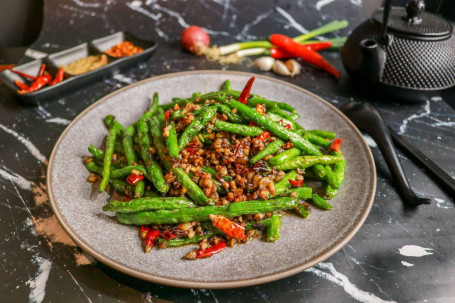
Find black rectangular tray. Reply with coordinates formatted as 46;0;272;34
0;31;157;105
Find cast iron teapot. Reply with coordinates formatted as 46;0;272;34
341;0;455;102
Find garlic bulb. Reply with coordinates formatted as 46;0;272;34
285;59;301;77
272;60;291;76
252;56;275;71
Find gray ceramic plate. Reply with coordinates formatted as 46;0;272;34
47;71;376;289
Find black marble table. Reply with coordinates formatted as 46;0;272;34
1;1;454;302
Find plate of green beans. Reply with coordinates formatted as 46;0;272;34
47;71;376;288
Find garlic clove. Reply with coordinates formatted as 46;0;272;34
285;59;301;77
252;56;275;71
272;60;291;76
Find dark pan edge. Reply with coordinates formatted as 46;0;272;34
46;70;376;289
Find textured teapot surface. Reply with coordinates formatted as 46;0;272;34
341;1;455;102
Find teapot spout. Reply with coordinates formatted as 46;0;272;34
358;39;386;82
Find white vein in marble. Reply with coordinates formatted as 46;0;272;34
315;0;337;10
308;262;396;302
276;7;309;34
45;118;71;125
0;166;33;191
26;257;52;303
0;124;47;163
401;261;414;267
398;245;433;257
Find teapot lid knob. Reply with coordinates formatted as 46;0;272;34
403;0;425;24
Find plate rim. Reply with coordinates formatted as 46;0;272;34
46;70;376;289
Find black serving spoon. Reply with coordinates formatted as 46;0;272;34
340;101;431;206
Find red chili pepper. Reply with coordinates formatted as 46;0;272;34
305;41;333;52
14;80;29;91
184;147;197;155
256;131;270;141
329;138;343;152
187;141;199;148
270;41;333;58
284;124;292;129
164;110;171;124
9;68;36;80
49;67;64;86
238;76;255;104
249;121;257;127
210;214;245;239
37;64;46;76
161;231;176;240
140;225;151;238
289;179;304;187
144;229;160;252
18;74;52;94
126;173;144;185
269;34;340;78
186;241;227;259
256;103;266;114
124;195;132;202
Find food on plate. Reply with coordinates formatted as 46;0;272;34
84;77;345;259
63;54;108;75
105;40;144;58
10;64;65;94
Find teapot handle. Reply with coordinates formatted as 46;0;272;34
380;0;393;44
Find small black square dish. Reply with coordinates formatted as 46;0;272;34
0;31;157;105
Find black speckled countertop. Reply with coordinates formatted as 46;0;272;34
1;1;454;302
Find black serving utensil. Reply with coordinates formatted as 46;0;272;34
340;101;431;206
388;127;455;196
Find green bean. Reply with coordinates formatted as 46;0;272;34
214;119;263;137
222;80;232;91
113;141;124;154
201;166;217;177
103;196;196;212
324;184;338;200
305;133;331;150
303;170;324;181
268;147;301;165
221;99;320;155
250;140;284;164
269;107;300;130
307;129;336;139
100;128;117;192
134;180;145;198
136;118;151;163
273;155;344;170
311;194;333;210
122;126;137;165
290;113;300;120
192;92;201;98
331;152;345;189
85;160;104;176
148;161;169;193
88;145;126;168
294;203;310;218
110;165;146;179
104;115;124;136
216;104;247;124
139;93;159;121
178;105;218;151
267;112;297;130
172;167;213;206
158;233;217;248
110;179;134;195
281;187;312;200
148;116;172;171
266;213;281;242
274;170;298;195
116;197;298;224
166;124;179;158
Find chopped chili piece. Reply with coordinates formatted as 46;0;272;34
140;225;151;238
289;179;303;187
256;131;270;141
329;138;343;152
38;64;46;77
164;110;171;124
249;121;257;127
161;231;176;240
124;195;133;202
256;103;266;114
185;241;227;260
144;229;160;252
187;141;199;148
184;147;197;155
253;161;270;173
14;80;29;91
209;214;245;239
18;74;53;94
233;143;244;158
126;173;144;185
238;76;255;104
235;163;249;174
283;124;292;129
49;67;64;86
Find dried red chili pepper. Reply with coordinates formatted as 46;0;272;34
269;34;340;78
256;131;270;141
49;67;64;86
233;143;244;158
252;161;270;173
140;225;151;238
289;179;304;187
124;195;132;202
187;141;199;148
9;68;36;80
238;76;255;104
144;229;160;252
164;110;171;124
37;64;46;77
14;80;29;91
184;147;197;155
18;74;52;94
161;231;176;240
329;138;343;152
185;241;227;260
249;121;257;127
235;163;249;174
126;173;144;185
209;214;245;239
